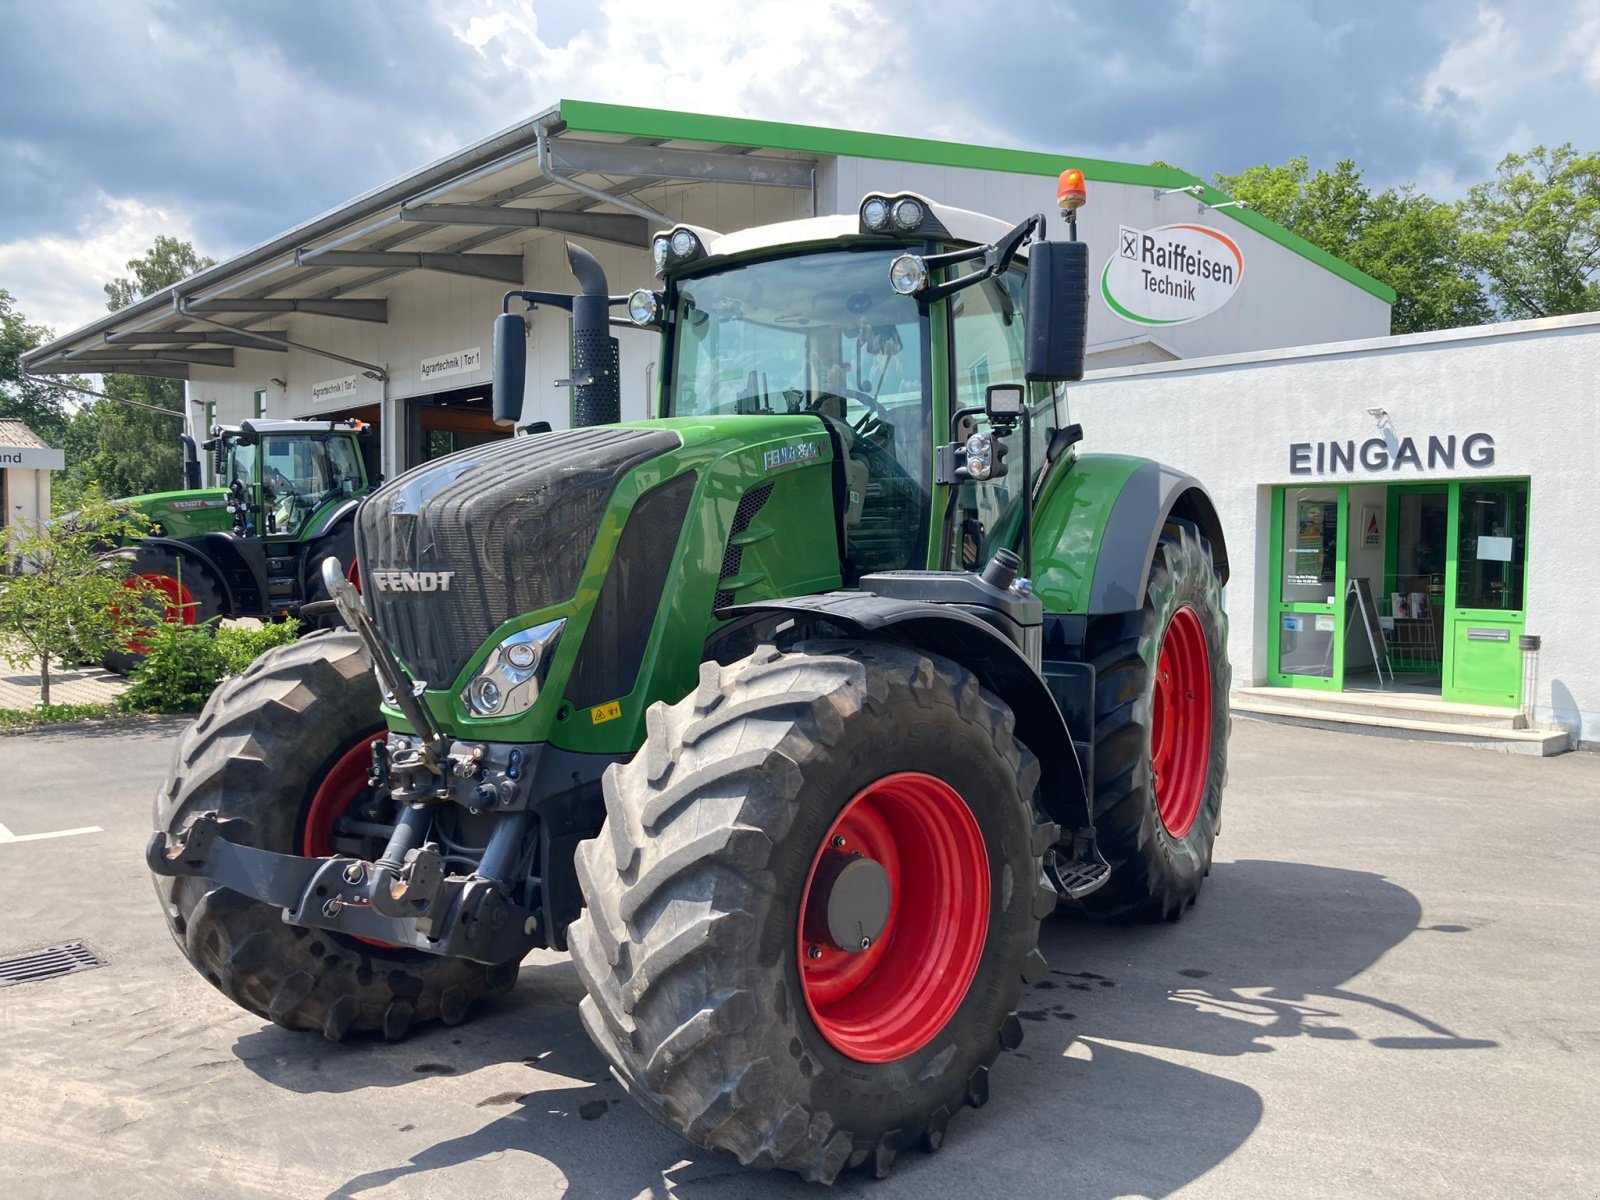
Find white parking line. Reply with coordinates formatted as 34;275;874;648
0;821;104;844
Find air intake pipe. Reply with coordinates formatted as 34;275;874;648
566;242;620;428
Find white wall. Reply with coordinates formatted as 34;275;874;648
1067;312;1600;746
822;157;1392;357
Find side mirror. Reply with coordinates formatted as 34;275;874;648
1025;240;1089;382
180;433;202;490
493;311;527;427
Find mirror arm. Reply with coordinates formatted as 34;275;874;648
501;289;576;315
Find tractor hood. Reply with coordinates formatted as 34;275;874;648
118;488;232;539
354;416;844;751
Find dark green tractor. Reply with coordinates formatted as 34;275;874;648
149;176;1230;1183
102;417;374;671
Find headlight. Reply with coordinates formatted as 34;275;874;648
892;197;925;231
461;618;566;717
861;196;890;231
670;228;697;258
966;433;993;480
652;236;670;275
888;253;929;296
627;288;662;327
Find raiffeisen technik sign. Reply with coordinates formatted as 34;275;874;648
1103;223;1244;326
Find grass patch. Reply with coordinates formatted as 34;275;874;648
0;702;118;732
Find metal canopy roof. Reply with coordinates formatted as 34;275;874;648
22;101;821;380
23;99;1394;382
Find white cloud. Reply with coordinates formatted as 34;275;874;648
0;194;202;335
447;0;963;139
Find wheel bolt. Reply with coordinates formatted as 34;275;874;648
860;936;872;950
807;945;822;960
831;835;846;849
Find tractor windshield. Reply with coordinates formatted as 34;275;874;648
666;247;932;572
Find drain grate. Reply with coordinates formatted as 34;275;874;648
0;942;106;988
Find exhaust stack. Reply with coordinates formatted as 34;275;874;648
566;242;620;428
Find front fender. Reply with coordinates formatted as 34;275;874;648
1031;453;1229;616
724;591;1094;839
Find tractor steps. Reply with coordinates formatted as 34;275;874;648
1231;687;1571;756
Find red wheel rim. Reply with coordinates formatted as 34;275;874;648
797;772;989;1064
1151;605;1212;839
118;573;196;654
303;734;396;949
346;558;362;593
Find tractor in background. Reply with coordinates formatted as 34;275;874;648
102;417;374;671
149;172;1230;1183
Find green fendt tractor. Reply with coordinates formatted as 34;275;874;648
103;416;374;671
148;174;1230;1183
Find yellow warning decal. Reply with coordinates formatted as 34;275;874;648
590;700;622;725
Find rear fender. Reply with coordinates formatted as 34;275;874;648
724;592;1094;838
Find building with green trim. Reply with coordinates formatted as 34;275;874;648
23;98;1391;478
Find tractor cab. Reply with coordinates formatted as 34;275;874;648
206;418;371;541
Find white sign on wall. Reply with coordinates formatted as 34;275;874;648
420;346;483;383
0;446;66;471
1102;223;1244;326
311;374;362;403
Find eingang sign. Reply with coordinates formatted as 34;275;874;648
1103;223;1244;326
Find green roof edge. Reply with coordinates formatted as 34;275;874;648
558;99;1397;306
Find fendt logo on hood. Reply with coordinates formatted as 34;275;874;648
371;570;456;593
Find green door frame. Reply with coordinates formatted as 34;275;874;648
1268;484;1348;691
1442;477;1529;707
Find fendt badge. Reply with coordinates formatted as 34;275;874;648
371;570;457;593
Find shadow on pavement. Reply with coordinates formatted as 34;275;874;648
232;857;1495;1199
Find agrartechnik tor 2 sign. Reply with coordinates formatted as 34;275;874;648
1102;223;1244;326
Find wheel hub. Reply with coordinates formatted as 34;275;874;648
797;771;990;1064
803;850;891;952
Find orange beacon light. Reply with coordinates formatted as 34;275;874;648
1057;168;1087;213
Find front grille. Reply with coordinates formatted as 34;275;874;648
564;472;697;709
356;428;680;686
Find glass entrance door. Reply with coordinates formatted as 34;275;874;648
1443;480;1529;706
1269;485;1347;690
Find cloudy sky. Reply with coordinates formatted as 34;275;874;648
2;0;1597;335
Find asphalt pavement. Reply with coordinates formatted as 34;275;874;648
0;717;1595;1199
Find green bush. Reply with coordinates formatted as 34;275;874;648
215;619;300;676
119;618;303;714
0;702;115;732
118;620;226;714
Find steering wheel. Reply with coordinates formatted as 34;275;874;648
806;387;894;433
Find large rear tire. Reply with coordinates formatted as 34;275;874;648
569;640;1054;1183
102;545;225;675
151;629;516;1040
1074;518;1230;920
299;524;359;632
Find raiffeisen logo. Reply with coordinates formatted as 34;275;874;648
1102;223;1244;326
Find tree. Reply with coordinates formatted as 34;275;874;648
0;487;153;706
1214;157;1490;335
68;237;214;498
1458;144;1600;320
0;289;77;447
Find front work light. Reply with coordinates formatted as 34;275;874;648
652;236;670;275
891;198;925;231
670;228;697;258
888;253;929;296
461;618;566;717
627;288;663;327
862;197;890;231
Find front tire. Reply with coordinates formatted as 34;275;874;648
568;640;1054;1183
300;524;358;632
151;630;516;1040
1074;518;1230;920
